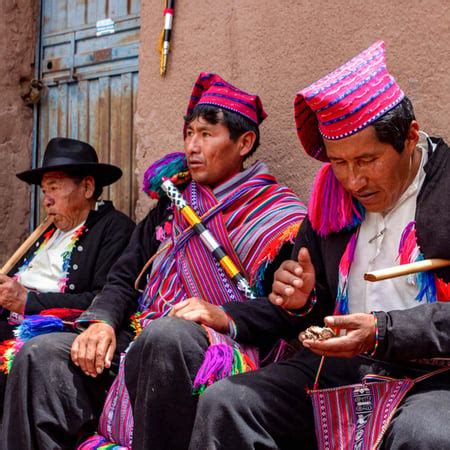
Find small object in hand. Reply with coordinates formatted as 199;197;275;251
300;326;336;342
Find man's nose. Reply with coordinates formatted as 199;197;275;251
43;193;54;208
347;167;367;192
185;134;200;154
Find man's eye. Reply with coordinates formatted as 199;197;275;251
202;132;210;137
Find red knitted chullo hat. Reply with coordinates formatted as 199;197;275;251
185;72;267;134
294;41;404;161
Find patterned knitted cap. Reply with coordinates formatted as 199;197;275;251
294;41;404;161
185;72;267;132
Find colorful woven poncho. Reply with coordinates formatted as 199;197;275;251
79;153;306;449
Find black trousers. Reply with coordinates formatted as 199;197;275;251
124;317;450;450
0;319;15;419
124;317;209;450
1;330;132;450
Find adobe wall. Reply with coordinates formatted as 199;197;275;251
135;0;449;219
0;0;37;264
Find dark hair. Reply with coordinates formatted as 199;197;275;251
372;96;416;153
184;104;261;158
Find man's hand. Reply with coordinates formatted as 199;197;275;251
169;297;230;333
0;274;28;314
268;247;316;310
300;313;376;358
71;322;116;377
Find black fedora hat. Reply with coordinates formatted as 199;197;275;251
16;137;122;186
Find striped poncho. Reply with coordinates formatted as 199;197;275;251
79;158;307;449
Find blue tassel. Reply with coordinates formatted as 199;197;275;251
410;254;437;303
14;315;64;342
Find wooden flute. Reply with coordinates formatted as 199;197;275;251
364;258;450;282
0;217;54;275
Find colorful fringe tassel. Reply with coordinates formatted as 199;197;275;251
0;339;24;374
308;163;364;236
251;222;301;295
193;344;257;394
0;308;83;374
142;152;190;199
77;435;128;449
14;315;65;341
398;222;436;303
335;232;359;315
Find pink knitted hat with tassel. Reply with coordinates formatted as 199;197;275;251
185;72;267;137
294;41;404;161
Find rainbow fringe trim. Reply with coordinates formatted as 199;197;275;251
77;434;128;449
251;221;301;295
0;339;24;374
193;343;257;395
398;222;436;303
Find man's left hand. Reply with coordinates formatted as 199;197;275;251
300;313;376;358
0;274;28;314
169;297;230;333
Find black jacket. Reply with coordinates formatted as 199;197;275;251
224;138;450;364
6;200;135;315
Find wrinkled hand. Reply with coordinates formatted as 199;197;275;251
71;322;116;377
300;313;376;358
269;247;315;310
169;297;230;333
0;274;28;314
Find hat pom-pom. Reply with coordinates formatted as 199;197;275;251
308;163;365;236
142;152;190;199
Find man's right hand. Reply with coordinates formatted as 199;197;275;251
268;247;316;310
71;322;116;377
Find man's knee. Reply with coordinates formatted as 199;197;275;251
198;376;245;415
131;317;206;352
384;391;450;449
12;332;75;369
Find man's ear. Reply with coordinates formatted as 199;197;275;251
238;131;257;158
83;176;96;199
405;120;420;154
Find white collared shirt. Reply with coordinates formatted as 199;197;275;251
347;133;431;313
16;221;86;293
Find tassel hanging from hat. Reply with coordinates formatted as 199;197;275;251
159;0;175;76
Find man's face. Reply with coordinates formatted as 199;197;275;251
184;116;250;187
41;172;94;231
325;124;420;213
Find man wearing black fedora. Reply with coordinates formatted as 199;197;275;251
0;137;135;410
0;136;135;327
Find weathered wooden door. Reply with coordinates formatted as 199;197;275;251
36;0;140;220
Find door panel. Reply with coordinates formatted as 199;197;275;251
36;0;140;220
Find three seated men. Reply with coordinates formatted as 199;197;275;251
2;41;450;450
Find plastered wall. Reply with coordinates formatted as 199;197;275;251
0;0;37;264
134;0;450;219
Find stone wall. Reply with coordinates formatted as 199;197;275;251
134;0;450;219
0;0;38;264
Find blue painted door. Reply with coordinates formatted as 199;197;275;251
36;0;140;219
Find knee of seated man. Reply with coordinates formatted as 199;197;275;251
133;317;205;350
387;396;450;448
12;332;74;369
198;376;245;413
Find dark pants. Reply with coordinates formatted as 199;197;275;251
122;317;450;450
124;317;209;450
1;330;132;450
0;319;15;419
